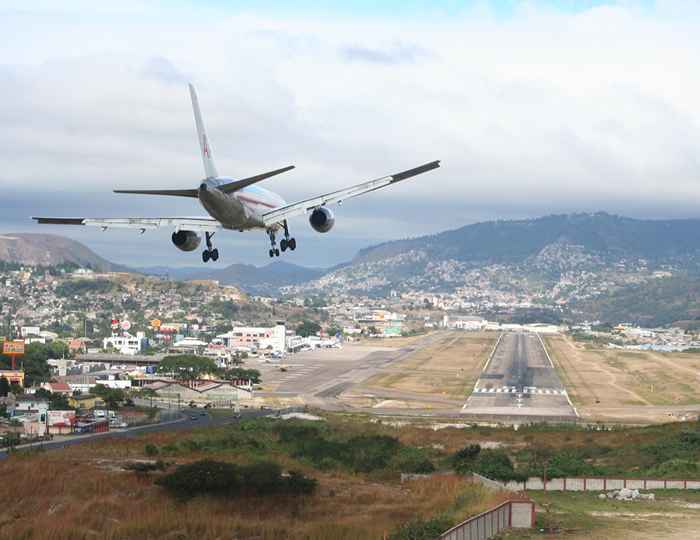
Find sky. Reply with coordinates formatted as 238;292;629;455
2;0;700;268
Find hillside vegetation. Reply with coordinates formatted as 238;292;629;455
3;414;700;539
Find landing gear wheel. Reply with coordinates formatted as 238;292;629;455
289;238;297;251
280;238;288;252
202;250;210;263
275;248;280;257
269;249;274;258
211;248;219;261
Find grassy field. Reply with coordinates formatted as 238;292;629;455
4;413;700;539
363;332;496;399
544;335;700;423
0;415;506;540
504;490;700;539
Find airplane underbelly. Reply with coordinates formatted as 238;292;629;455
198;187;263;230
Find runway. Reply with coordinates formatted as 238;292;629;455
461;332;577;422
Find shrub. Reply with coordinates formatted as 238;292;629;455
388;515;453;540
156;459;317;499
473;450;524;482
125;460;167;473
453;444;481;474
346;435;401;473
546;451;595;478
144;443;159;457
390;447;435;474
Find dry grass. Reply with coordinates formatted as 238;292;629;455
363;332;496;398
545;335;700;422
0;428;501;540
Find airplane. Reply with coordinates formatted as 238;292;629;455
34;84;440;263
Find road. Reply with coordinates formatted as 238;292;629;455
0;407;296;459
462;332;577;421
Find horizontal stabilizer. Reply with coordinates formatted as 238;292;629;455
219;165;295;194
113;188;199;197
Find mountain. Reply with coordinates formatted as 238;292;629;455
353;212;700;265
286;212;700;325
140;261;325;295
0;233;129;272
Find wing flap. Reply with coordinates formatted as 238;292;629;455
33;217;86;225
33;217;221;232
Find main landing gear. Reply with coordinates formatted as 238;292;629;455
268;221;297;258
202;232;219;263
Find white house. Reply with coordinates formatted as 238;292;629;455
103;331;147;355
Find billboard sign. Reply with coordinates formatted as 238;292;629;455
48;410;76;427
2;340;25;355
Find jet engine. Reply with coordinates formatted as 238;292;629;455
171;230;201;252
309;207;335;233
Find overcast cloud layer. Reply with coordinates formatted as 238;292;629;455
2;1;700;267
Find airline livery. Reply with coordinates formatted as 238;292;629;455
34;84;440;263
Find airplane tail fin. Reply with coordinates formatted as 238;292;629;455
189;83;219;179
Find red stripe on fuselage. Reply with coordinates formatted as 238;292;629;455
236;194;278;209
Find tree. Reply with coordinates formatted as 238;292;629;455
295;320;321;338
327;325;343;337
157;355;218;382
91;384;126;409
35;388;72;410
0;377;9;398
219;367;261;384
0;342;69;386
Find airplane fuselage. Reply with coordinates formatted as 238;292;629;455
198;177;287;231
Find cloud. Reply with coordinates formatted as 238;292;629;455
2;1;700;267
339;43;431;64
141;57;189;85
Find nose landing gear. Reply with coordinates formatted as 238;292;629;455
202;232;219;263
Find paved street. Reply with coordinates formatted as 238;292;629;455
0;407;292;459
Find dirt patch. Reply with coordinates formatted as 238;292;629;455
362;332;496;399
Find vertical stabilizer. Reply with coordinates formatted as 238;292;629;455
189;83;219;179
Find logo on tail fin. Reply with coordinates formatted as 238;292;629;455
202;136;210;157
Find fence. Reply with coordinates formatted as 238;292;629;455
474;473;700;492
439;499;535;540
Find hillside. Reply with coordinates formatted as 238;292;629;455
573;274;700;328
0;233;128;272
353;212;700;265
286;213;700;325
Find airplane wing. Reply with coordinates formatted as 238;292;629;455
32;217;221;232
261;160;440;227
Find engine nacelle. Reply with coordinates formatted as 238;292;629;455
171;230;201;252
309;207;335;233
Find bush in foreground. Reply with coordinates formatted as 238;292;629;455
388;515;453;540
156;459;317;499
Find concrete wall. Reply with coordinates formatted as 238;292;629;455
586;478;605;491
510;502;535;528
546;478;564;491
475;474;700;493
606;478;625;490
440;501;533;540
565;478;585;491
